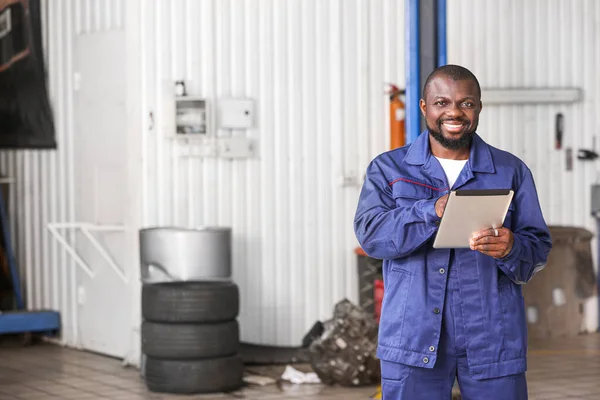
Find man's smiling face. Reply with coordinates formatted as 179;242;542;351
419;76;482;150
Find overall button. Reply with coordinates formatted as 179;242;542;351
423;357;429;364
439;268;446;274
433;308;440;314
429;346;435;352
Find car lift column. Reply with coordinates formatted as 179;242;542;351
0;184;60;338
405;0;447;144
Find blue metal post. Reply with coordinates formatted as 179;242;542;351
0;186;23;309
437;0;447;67
0;184;61;336
406;0;420;144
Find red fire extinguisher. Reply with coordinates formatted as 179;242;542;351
374;279;384;323
386;84;406;150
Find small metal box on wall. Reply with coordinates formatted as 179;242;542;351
163;80;256;159
175;97;209;136
217;98;254;130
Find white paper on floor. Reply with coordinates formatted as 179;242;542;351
243;375;277;386
281;365;322;384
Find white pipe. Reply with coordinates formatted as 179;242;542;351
80;228;129;283
50;222;125;231
47;225;95;279
481;88;583;104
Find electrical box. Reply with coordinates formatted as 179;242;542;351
165;80;257;159
176;97;208;135
218;98;254;129
218;137;255;159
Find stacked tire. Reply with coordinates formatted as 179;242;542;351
141;281;244;394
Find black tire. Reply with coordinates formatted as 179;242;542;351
144;355;244;394
142;281;239;323
142;320;239;359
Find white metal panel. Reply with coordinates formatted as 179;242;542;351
447;0;600;331
71;29;132;357
448;0;600;231
0;0;140;360
141;0;405;346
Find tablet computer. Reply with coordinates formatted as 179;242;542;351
432;189;514;249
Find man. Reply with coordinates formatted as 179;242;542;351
354;65;552;399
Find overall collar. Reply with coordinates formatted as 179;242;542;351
403;131;496;188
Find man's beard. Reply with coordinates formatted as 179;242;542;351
427;120;475;150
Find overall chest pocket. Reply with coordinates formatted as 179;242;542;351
390;178;437;206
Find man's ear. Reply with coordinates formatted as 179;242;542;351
419;99;426;116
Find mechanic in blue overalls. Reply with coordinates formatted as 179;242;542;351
354;65;552;399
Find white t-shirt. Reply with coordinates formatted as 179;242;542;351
434;157;468;189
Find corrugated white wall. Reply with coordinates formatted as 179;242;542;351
8;0;597;357
448;0;600;231
447;0;600;331
141;0;405;346
0;0;127;350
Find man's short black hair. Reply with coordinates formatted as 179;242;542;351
422;64;481;100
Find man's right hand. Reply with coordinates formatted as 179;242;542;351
435;194;449;218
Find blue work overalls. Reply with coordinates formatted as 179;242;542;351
354;131;552;399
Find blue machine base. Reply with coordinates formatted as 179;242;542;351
0;310;61;335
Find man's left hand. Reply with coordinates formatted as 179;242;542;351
470;227;514;259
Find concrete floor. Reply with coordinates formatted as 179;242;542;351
0;333;599;399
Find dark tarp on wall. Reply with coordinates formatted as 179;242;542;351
0;0;56;149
